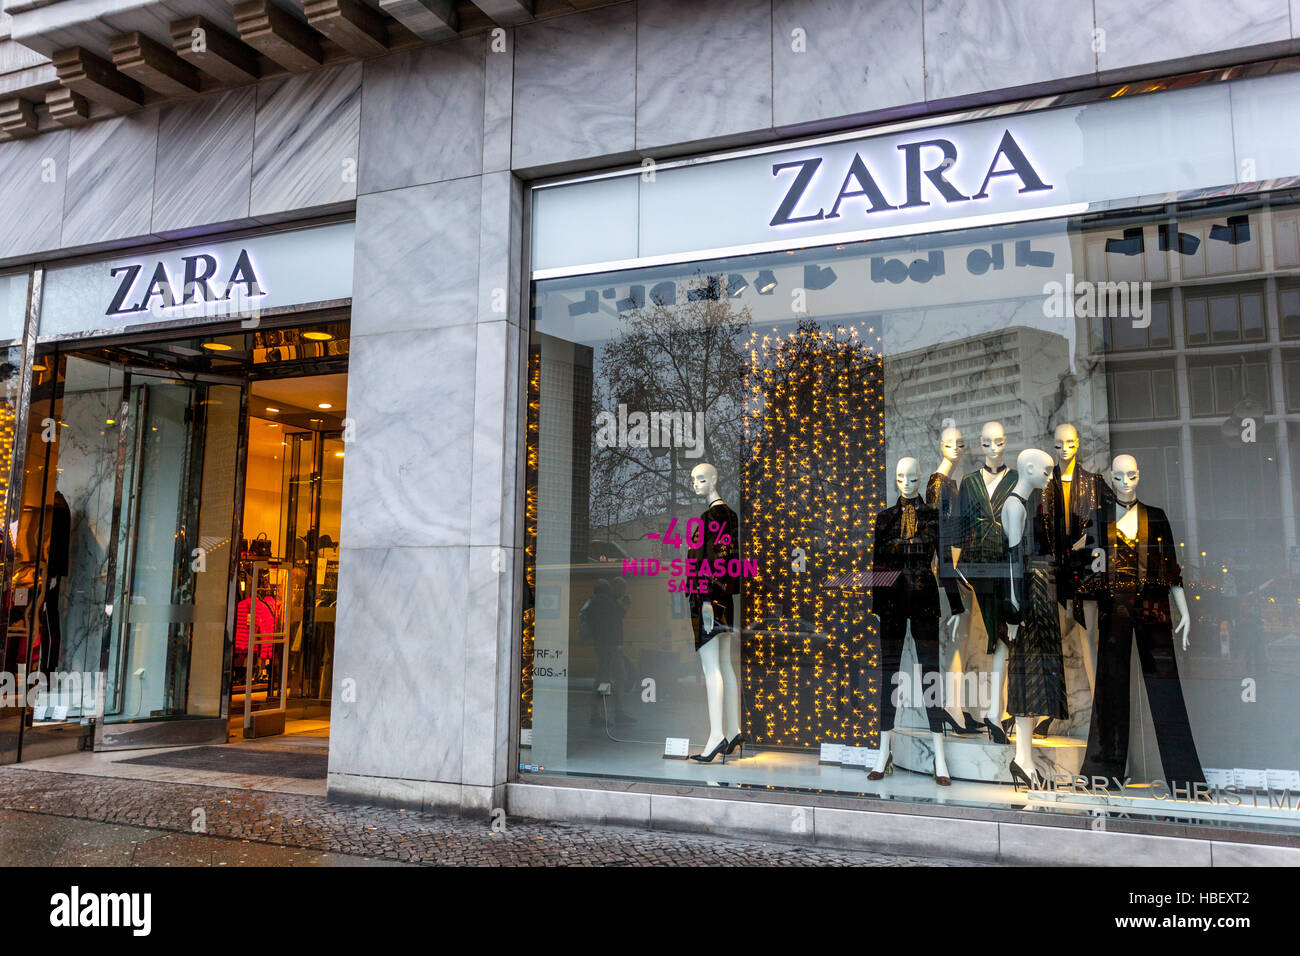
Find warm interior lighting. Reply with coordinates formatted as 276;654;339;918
317;402;333;409
303;331;333;341
202;342;233;351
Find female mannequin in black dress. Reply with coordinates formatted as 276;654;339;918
1001;448;1068;787
685;462;742;763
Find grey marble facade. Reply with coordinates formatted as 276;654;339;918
512;2;636;171
923;0;1096;103
351;177;481;336
338;323;478;551
61;110;158;250
0;128;66;261
252;63;361;219
330;545;469;782
635;0;773;150
152;87;256;237
1095;0;1292;75
358;36;486;195
772;0;923;127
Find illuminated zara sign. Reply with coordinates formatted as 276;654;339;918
39;221;355;339
769;130;1052;227
105;248;264;317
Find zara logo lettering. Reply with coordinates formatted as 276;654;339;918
106;248;264;316
769;129;1051;227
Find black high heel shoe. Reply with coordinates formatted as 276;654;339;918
1008;759;1033;790
1033;717;1053;737
723;733;747;758
689;737;728;764
939;711;979;736
983;717;1010;745
962;712;983;735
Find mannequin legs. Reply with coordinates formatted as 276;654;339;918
984;641;1009;725
870;724;952;782
932;732;950;780
942;606;970;724
697;633;739;754
1081;600;1099;693
1014;716;1036;770
872;730;892;775
717;633;741;742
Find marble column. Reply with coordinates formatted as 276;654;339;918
328;35;525;816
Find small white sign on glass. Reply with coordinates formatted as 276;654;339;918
840;747;872;768
664;737;691;759
1233;768;1269;790
818;743;844;765
1265;769;1300;791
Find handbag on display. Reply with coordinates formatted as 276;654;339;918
249;532;273;558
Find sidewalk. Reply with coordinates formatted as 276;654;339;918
0;767;988;866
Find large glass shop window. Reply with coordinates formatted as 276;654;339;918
521;190;1300;833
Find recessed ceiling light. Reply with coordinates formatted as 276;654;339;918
266;422;279;428
309;418;323;424
265;407;280;414
202;342;233;351
317;402;333;409
303;331;333;341
31;363;47;372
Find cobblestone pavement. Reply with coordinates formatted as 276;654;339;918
0;767;989;866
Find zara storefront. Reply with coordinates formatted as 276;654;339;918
0;220;354;761
511;66;1300;856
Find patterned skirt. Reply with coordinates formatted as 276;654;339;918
1007;561;1068;719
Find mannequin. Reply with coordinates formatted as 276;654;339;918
952;422;1017;743
926;426;981;735
1079;455;1205;785
869;458;964;785
685;462;743;764
1039;423;1110;735
1001;449;1069;787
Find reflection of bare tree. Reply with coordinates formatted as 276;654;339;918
589;276;750;542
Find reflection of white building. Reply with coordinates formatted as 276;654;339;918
884;326;1075;467
1075;207;1300;570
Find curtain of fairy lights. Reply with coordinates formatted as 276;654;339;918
742;320;885;748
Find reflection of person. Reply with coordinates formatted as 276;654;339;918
588;577;634;726
1080;455;1205;786
38;492;71;685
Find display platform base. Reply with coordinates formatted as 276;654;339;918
891;726;1087;784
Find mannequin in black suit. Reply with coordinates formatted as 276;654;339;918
1037;424;1110;734
1079;455;1205;786
869;458;964;786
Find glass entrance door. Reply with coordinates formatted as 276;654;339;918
20;352;243;751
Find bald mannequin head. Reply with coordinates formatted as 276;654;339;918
1110;454;1140;503
691;462;719;500
1053;424;1079;470
1017;448;1054;490
895;457;920;498
940;426;965;463
980;421;1006;468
